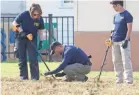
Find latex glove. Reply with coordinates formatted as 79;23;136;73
14;47;19;58
122;40;128;49
27;33;33;41
44;72;51;76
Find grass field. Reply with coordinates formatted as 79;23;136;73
1;63;139;95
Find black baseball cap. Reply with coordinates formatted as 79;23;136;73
50;41;62;55
110;0;123;5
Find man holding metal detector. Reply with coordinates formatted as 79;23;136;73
12;4;46;80
44;42;92;82
109;0;133;84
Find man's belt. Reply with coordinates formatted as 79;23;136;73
82;61;92;66
87;61;92;66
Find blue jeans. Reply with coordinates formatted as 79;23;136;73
15;37;39;80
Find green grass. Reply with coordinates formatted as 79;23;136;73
1;62;139;78
1;62;59;77
1;62;112;78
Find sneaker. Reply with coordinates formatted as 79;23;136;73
126;82;133;84
116;81;123;84
32;79;39;81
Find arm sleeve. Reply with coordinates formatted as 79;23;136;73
14;12;24;24
125;12;133;23
48;49;73;74
25;31;31;35
38;17;45;29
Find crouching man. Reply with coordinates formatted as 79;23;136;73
44;42;92;82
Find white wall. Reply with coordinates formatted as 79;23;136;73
125;1;139;31
1;0;26;14
76;1;115;32
76;0;139;32
26;0;75;16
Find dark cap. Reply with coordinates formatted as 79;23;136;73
50;41;62;55
110;0;123;5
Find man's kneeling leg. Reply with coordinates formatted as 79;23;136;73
64;63;91;82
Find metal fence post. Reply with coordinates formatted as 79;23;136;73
48;14;53;62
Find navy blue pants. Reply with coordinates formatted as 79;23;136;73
15;38;39;80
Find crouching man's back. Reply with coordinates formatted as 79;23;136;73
63;45;92;81
44;42;92;82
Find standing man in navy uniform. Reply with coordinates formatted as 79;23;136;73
44;42;92;82
12;4;45;80
110;0;133;84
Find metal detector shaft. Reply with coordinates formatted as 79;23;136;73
97;46;110;82
29;41;55;79
1;52;15;54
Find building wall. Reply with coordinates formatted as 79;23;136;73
75;1;115;32
1;0;26;14
26;0;75;16
125;1;139;31
75;32;139;71
74;1;139;71
75;1;139;32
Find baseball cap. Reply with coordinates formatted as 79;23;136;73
50;41;62;55
110;0;123;5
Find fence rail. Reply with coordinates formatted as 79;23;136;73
1;14;74;62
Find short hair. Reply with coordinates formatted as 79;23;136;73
29;3;42;16
50;42;62;55
110;0;124;7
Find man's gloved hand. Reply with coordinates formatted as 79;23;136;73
122;40;128;49
14;47;19;58
27;33;33;41
44;72;51;76
38;41;43;50
13;25;26;38
55;72;66;77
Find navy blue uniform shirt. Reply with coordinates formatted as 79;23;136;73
49;45;90;74
15;11;44;37
112;10;133;42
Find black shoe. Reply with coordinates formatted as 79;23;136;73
126;82;133;84
55;72;66;77
64;78;73;82
83;76;88;82
32;79;39;81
